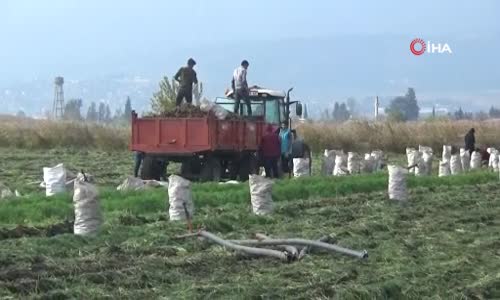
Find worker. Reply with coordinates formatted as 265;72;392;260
279;121;292;174
290;130;312;176
174;58;198;106
134;151;145;178
259;124;281;178
464;128;475;156
232;60;251;115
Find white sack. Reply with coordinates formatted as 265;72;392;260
117;176;146;191
491;152;499;172
200;99;228;120
347;152;361;175
0;182;13;199
439;160;451;177
293;158;310;177
321;150;337;176
362;153;375;173
43;163;66;196
168;175;194;221
249;175;273;215
388;165;408;201
488;149;498;169
442;145;452;163
406;148;419;174
73;177;102;236
333;153;348;176
460;148;470;172
371;150;384;171
421;150;434;176
450;154;462;175
471;151;482;170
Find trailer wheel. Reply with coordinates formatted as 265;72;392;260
141;156;162;180
200;157;222;182
238;154;258;182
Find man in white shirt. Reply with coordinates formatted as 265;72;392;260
232;60;251;115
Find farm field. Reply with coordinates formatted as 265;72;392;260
1;146;500;298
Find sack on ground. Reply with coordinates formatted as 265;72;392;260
406;148;419;174
421;150;433;176
73;176;102;236
321;150;337;176
168;175;194;221
117;176;146;191
0;182;13;199
333;154;348;176
439;160;451;177
442;145;452;162
362;153;375;173
488;149;498;169
43;163;66;196
388;165;408;201
371;150;384;171
249;175;273;215
347;152;361;174
293;158;310;177
460;148;470;172
471;151;482;170
450;154;462;175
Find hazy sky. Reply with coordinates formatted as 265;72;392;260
1;0;499;110
1;0;498;49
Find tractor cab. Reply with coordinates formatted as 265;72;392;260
216;86;302;127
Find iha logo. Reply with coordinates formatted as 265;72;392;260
410;38;452;56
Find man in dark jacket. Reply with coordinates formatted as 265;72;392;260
290;130;312;176
465;128;475;155
174;58;198;106
259;125;281;178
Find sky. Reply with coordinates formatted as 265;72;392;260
1;0;499;112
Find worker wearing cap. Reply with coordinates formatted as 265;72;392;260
232;60;252;115
174;58;198;106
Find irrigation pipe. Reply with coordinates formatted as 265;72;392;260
255;233;299;259
230;238;368;259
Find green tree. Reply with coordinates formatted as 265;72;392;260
16;110;26;118
86;102;98;122
151;76;177;113
332;102;340;120
105;104;111;123
124;96;132;120
385;88;420;121
489;106;500;118
98;102;106;122
63;98;83;121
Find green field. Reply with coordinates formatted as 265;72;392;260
1;148;500;299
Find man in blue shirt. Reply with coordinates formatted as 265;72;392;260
279;121;292;174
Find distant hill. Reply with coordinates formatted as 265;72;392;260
1;34;499;117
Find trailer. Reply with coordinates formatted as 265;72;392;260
130;86;302;181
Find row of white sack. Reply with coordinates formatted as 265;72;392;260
321;150;385;176
39;163;169;197
406;146;498;177
47;173;271;236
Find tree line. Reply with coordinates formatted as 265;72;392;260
62;96;133;123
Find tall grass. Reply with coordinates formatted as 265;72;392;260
0;117;129;150
299;119;500;153
2;116;500;153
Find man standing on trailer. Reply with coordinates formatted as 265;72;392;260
232;60;252;115
174;58;198;106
